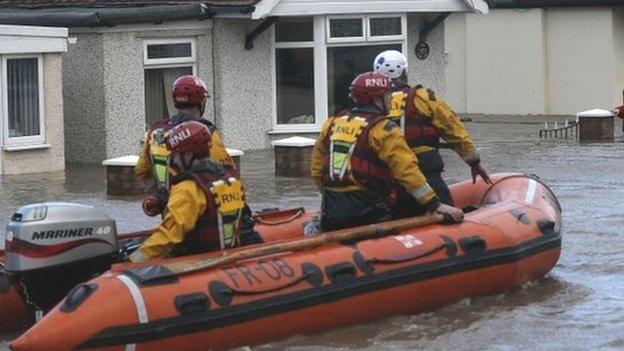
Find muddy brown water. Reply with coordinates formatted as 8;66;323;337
0;115;623;350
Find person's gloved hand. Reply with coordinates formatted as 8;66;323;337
303;216;321;237
434;203;464;223
142;195;165;217
471;163;492;185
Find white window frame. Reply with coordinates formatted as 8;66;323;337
1;54;45;147
143;38;196;66
326;15;366;44
271;17;323;132
143;38;198;128
367;14;407;42
271;14;407;133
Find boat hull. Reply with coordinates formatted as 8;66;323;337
10;173;563;351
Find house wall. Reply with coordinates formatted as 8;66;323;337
62;34;106;163
444;13;466;112
408;13;447;96
101;32;145;159
64;24;214;163
445;8;619;116
212;18;274;150
545;8;613;115
3;53;65;174
612;9;624;106
446;9;547;115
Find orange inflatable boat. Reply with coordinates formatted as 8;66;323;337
10;173;562;351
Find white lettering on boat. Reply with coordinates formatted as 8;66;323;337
394;235;424;249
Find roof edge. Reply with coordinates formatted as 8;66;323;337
0;3;253;27
488;0;624;8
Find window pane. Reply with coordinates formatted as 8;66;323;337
7;58;40;138
328;44;402;115
147;43;192;59
276;48;315;125
144;66;193;127
370;17;402;37
275;17;313;42
329;18;363;38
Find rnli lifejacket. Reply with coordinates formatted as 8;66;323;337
388;86;440;149
171;160;245;251
147;114;217;191
321;111;395;192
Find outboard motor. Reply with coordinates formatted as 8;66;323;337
4;203;119;312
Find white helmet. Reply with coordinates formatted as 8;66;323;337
373;50;408;79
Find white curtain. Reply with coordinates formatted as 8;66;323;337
144;66;192;127
163;67;191;117
7;58;40;137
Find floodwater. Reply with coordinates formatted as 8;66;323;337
1;115;623;350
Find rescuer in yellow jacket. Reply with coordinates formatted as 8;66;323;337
373;50;491;218
135;75;235;194
130;121;252;262
310;72;464;231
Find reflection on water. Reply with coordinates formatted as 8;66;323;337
1;115;623;350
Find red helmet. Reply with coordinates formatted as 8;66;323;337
166;121;212;158
171;76;209;108
349;72;393;104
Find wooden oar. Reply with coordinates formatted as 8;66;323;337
157;213;446;279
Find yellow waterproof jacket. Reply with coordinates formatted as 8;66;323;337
130;180;206;261
135;124;234;181
390;86;480;165
311;114;437;206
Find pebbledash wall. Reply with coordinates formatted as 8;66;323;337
212;18;274;150
444;8;624;115
63;16;446;162
3;53;66;174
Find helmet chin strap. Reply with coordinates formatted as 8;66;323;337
172;153;197;172
199;99;206;117
373;96;390;115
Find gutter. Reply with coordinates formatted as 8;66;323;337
0;3;254;27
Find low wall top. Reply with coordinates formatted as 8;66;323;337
577;108;614;118
102;155;139;166
271;136;316;147
226;148;244;157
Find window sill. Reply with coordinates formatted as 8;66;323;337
3;144;51;152
268;128;321;135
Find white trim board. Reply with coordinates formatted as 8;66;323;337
0;37;68;54
252;0;489;19
0;25;67;38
